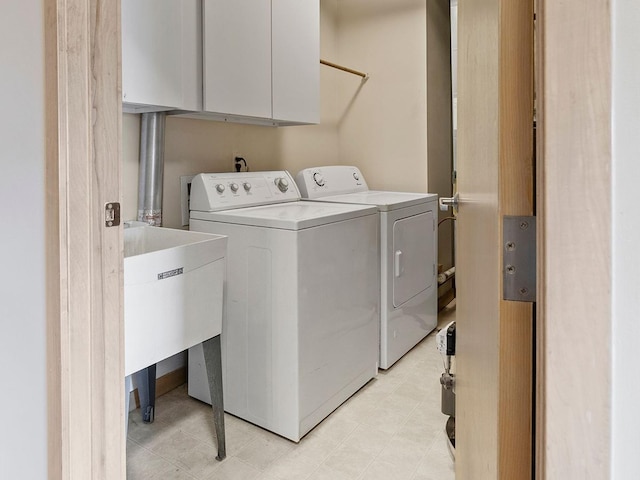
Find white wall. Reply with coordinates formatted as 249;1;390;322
0;2;47;478
611;0;640;477
336;0;428;192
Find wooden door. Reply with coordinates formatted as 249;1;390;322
455;0;535;478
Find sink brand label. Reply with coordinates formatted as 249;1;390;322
157;267;184;280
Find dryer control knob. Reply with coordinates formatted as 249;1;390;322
230;182;239;193
243;182;252;192
215;184;225;194
313;172;325;187
275;177;289;192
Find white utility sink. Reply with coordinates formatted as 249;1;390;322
124;224;227;376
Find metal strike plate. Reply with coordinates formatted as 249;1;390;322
105;202;121;227
503;216;536;302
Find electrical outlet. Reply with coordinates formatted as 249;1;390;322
233;154;243;172
234;156;250;172
180;175;195;227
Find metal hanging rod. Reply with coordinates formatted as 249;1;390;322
320;59;369;80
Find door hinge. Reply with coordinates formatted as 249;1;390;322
105;202;121;227
503;215;536;302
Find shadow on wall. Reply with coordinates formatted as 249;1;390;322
338;77;369;129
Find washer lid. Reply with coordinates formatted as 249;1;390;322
304;191;438;212
190;201;377;230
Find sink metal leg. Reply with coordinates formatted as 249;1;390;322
135;364;157;423
125;375;133;436
202;335;226;461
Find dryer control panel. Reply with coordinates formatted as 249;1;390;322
296;166;369;199
190;171;300;212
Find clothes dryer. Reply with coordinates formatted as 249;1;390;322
187;171;379;441
296;166;438;369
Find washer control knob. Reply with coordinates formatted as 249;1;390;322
313;172;325;187
243;182;252;192
230;182;239;193
353;171;360;181
275;177;289;192
215;184;225;194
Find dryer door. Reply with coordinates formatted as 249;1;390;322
392;211;435;307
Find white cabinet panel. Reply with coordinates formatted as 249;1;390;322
123;0;318;123
122;0;201;112
203;0;272;118
272;0;319;124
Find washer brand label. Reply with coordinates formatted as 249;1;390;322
157;267;183;280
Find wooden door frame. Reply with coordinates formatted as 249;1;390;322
497;1;535;477
45;0;124;478
536;0;612;478
41;0;614;477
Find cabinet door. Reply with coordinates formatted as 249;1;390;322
122;0;201;112
203;0;272;118
272;0;319;123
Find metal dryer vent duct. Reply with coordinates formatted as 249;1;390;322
137;112;166;226
135;112;166;424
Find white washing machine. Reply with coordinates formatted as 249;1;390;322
296;166;438;369
187;171;379;442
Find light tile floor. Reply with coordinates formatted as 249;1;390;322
127;301;456;480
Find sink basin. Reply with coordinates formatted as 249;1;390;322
124;224;227;376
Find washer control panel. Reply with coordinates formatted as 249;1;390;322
190;171;300;212
295;166;369;199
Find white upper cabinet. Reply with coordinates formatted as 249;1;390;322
202;0;319;125
203;0;272;119
122;0;202;113
122;0;318;124
272;0;319;124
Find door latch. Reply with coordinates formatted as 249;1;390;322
439;192;459;212
503;216;536;302
105;202;121;227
